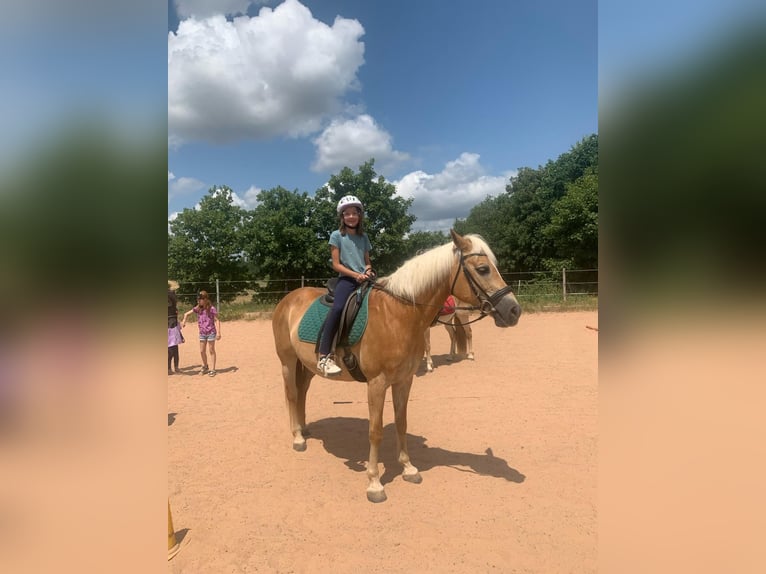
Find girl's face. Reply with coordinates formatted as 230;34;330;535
342;208;361;227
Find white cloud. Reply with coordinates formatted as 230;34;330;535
393;153;515;233
242;185;262;208
168;210;179;234
168;175;207;198
212;186;259;210
229;191;248;209
311;114;409;173
168;0;365;145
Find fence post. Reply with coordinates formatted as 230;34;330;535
215;278;220;309
301;275;304;288
562;268;567;301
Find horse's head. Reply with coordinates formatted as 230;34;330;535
450;229;522;327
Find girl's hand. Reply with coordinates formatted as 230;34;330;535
216;334;221;340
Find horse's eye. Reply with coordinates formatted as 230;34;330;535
476;265;490;275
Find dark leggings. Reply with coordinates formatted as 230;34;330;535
319;276;359;356
168;345;179;371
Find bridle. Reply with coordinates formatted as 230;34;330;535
440;251;515;325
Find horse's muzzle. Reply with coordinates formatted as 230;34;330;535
492;295;522;327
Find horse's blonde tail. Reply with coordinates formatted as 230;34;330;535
452;316;467;355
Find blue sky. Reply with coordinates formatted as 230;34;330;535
168;0;598;232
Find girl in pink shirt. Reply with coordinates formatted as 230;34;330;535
182;290;222;377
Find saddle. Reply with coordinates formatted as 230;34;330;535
312;277;375;382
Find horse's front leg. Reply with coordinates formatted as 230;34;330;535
392;378;422;484
365;379;388;503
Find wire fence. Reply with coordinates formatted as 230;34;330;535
173;268;598;308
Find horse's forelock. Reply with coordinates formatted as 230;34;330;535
464;234;497;265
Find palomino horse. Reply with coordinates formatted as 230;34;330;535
423;297;474;373
271;230;521;502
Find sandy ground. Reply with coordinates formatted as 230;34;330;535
168;310;597;573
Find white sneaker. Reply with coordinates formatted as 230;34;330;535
318;356;342;375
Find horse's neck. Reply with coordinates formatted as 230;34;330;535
378;253;459;331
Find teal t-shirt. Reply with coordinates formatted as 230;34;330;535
329;230;372;274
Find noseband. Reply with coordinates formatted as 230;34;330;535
449;252;515;317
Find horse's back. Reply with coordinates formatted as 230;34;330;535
272;287;324;358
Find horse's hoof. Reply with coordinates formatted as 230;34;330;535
367;489;387;503
402;472;423;484
293;441;307;452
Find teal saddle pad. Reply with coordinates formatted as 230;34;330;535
297;291;370;346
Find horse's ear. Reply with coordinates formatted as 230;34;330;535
450;229;471;252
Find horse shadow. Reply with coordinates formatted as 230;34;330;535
306;416;525;486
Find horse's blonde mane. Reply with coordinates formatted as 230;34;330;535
378;234;497;301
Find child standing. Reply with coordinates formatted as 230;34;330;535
317;195;374;376
182;290;222;377
168;282;184;374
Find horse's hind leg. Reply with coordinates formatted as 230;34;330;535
460;314;474;360
392;378;422;485
282;359;313;451
451;313;470;360
445;321;457;362
423;329;434;372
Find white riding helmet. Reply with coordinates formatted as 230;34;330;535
336;195;364;214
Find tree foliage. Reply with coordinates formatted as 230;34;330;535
168;137;598;286
456;134;598;272
167;186;247;299
543;166;598;270
242;186;320;280
401;230;450;260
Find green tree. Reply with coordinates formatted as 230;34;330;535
542;166;598;270
242;186;321;279
167;186;247;299
506;135;598;270
454;194;518;268
402;230;450;259
456;134;598;272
